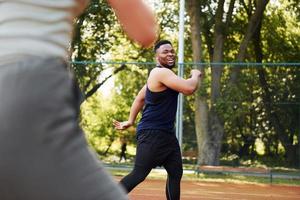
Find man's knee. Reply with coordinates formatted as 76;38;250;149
132;168;149;182
168;166;183;180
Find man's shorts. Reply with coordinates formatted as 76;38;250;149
135;129;182;169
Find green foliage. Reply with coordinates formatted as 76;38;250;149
263;1;300;62
71;0;130;98
112;64;152;145
80;92;125;155
76;0;300;167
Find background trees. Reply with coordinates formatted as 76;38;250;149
185;0;299;167
72;0;300;168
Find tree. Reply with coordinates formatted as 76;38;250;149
71;0;127;101
187;0;273;165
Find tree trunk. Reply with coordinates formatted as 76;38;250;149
186;0;210;165
253;16;297;166
188;0;271;166
203;0;236;165
230;0;269;84
188;0;236;165
201;0;226;165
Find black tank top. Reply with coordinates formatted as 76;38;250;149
137;85;179;133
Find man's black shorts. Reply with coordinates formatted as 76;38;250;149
135;129;182;169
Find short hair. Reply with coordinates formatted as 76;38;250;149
154;40;172;52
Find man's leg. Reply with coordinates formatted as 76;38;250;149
120;130;156;193
120;165;151;192
163;141;183;200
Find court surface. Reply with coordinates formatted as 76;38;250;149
127;179;300;200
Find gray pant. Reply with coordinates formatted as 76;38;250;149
0;56;128;200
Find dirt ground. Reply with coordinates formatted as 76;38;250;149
127;179;300;200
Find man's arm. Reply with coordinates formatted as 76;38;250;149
150;68;201;95
113;85;146;130
107;0;158;47
127;85;146;125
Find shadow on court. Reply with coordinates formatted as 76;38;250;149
126;179;300;200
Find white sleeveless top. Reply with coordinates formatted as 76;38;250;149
0;0;88;60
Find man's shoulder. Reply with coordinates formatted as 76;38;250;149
150;67;173;75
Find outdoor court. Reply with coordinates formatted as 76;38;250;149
126;179;300;200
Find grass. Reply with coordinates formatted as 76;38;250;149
101;154;300;186
187;173;300;186
107;165;300;186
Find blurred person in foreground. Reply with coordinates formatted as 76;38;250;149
0;0;158;200
114;40;202;200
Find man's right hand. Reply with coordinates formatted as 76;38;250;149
113;120;133;130
191;69;202;78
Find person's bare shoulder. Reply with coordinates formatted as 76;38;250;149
147;67;177;90
149;67;175;79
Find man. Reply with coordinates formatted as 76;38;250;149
0;0;158;199
114;40;202;200
119;138;127;162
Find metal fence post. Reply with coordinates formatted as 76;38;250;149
176;0;185;148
